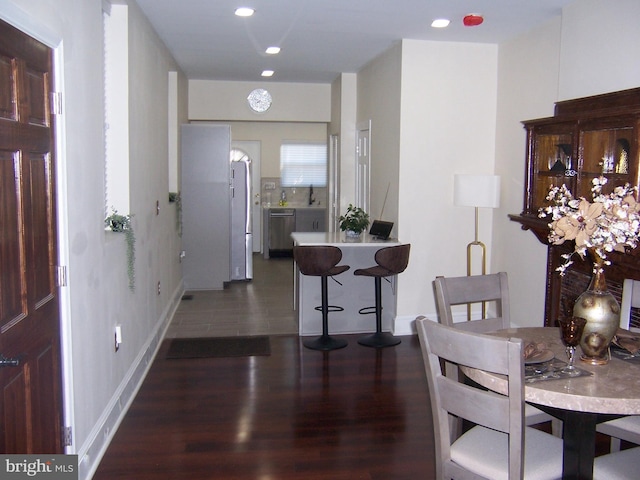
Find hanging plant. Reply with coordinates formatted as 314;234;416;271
105;208;136;291
169;191;182;237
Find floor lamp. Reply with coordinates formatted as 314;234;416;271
453;174;501;319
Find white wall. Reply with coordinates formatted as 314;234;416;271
352;39;498;332
558;0;640;100
493;0;640;327
196;121;327;178
0;1;187;478
396;40;499;327
189;79;331;122
492;18;563;327
356;42;403;224
330;73;358;219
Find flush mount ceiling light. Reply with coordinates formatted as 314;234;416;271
234;7;255;17
265;46;281;55
463;14;484;26
431;18;450;28
247;88;272;113
261;70;274;77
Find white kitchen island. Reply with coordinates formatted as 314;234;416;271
291;232;402;336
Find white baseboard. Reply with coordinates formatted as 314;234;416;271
78;281;184;480
393;313;437;336
394;309;487;336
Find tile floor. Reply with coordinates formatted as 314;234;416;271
166;254;298;338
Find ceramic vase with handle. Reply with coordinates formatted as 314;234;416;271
573;251;620;365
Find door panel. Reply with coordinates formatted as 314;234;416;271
356;121;371;213
0;19;62;454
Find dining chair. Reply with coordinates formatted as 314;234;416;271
416;317;564;479
620;278;640;332
596;278;640;451
434;273;561;435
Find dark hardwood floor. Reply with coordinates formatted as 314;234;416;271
93;334;435;479
92;253;618;479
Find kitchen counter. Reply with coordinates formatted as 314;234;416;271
262;204;326;209
291;231;398;246
292;232;402;336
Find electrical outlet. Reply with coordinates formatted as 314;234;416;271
264;182;276;190
114;325;122;352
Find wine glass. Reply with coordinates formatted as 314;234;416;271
558;316;587;376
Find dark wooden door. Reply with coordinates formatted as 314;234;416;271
0;19;63;453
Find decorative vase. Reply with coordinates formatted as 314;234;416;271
345;230;361;238
572;251;620;365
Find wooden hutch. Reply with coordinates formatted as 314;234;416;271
509;87;640;327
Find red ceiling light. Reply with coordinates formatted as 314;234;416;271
463;14;484;27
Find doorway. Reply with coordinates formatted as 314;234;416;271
356;120;371;212
232;141;262;253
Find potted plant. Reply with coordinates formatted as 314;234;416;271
169;191;182;237
105;208;136;291
339;204;370;237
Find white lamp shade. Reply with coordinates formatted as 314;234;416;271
454;174;501;208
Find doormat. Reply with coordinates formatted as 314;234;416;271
166;336;271;359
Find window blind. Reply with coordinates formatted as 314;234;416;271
280;142;327;187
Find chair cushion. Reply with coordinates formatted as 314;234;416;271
597;415;640;445
450;425;563;480
354;265;394;277
593;446;640;479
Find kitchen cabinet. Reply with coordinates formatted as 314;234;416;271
295;208;326;232
509;87;640;326
262;207;327;259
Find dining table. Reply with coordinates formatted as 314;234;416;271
461;326;640;480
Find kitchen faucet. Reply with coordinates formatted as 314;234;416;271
308;185;315;205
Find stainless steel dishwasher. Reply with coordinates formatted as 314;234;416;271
269;208;295;257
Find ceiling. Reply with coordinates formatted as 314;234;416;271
134;0;575;84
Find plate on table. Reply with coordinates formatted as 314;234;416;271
524;349;554;365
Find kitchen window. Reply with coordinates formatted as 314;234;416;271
280;142;327;187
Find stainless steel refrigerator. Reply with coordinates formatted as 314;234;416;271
181;124;231;290
182;124;253;288
230;156;253;280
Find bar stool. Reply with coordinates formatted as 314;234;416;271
354;244;410;348
294;246;350;351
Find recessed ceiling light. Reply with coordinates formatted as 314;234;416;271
234;7;255;17
431;18;450;28
265;46;281;55
261;70;274;77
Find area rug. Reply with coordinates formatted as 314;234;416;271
166;336;271;359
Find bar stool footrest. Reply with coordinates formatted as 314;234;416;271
358;306;377;315
358;332;401;348
314;305;344;313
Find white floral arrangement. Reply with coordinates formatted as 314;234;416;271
538;177;640;275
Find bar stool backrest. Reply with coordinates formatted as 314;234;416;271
375;244;410;276
294;246;347;277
